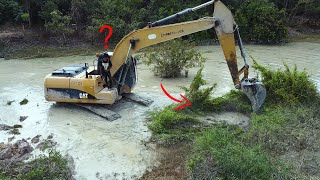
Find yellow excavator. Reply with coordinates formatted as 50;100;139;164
44;0;266;112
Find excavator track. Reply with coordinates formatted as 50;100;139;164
122;93;154;107
73;104;121;121
71;94;153;120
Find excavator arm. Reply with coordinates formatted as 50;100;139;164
108;0;266;112
109;17;216;76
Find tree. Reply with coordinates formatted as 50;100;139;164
235;0;288;43
20;13;30;31
86;17;105;44
45;10;73;43
39;0;58;26
0;0;20;24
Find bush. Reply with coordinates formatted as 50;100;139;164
143;39;206;78
253;60;319;105
180;68;252;113
181;67;216;111
235;0;288;43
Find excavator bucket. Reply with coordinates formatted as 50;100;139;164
241;78;266;112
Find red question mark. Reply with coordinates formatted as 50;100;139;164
99;25;113;49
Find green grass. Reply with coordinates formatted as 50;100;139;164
188;127;291;180
0;174;10;180
148;105;198;134
211;90;252;114
288;34;320;43
19;150;72;180
4;45;103;60
0;150;73;179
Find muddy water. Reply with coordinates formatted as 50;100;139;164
0;42;320;179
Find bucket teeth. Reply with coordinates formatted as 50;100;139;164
241;78;266;112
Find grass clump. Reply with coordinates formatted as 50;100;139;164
18;150;72;179
6;100;15;105
1;150;73;179
253;60;319;105
188;127;290;179
148;105;198;134
19;98;29;105
147;105;200;145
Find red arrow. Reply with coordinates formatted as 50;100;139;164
160;83;192;111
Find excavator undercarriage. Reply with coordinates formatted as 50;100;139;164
44;0;266;112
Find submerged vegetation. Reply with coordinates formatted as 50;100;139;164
19;98;29;105
143;39;205;78
147;62;320;179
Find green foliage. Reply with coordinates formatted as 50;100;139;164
18;150;72;179
2;0;319;44
92;0;148;43
86;18;105;43
304;0;320;17
246;101;320;154
143;39;206;78
148;105;197;134
235;0;288;43
0;174;9;180
4;45;101;60
0;0;20;24
181;67;216;111
45;10;73;42
188;127;289;179
39;1;58;23
253;60;319;105
251;106;290;133
20;13;30;23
